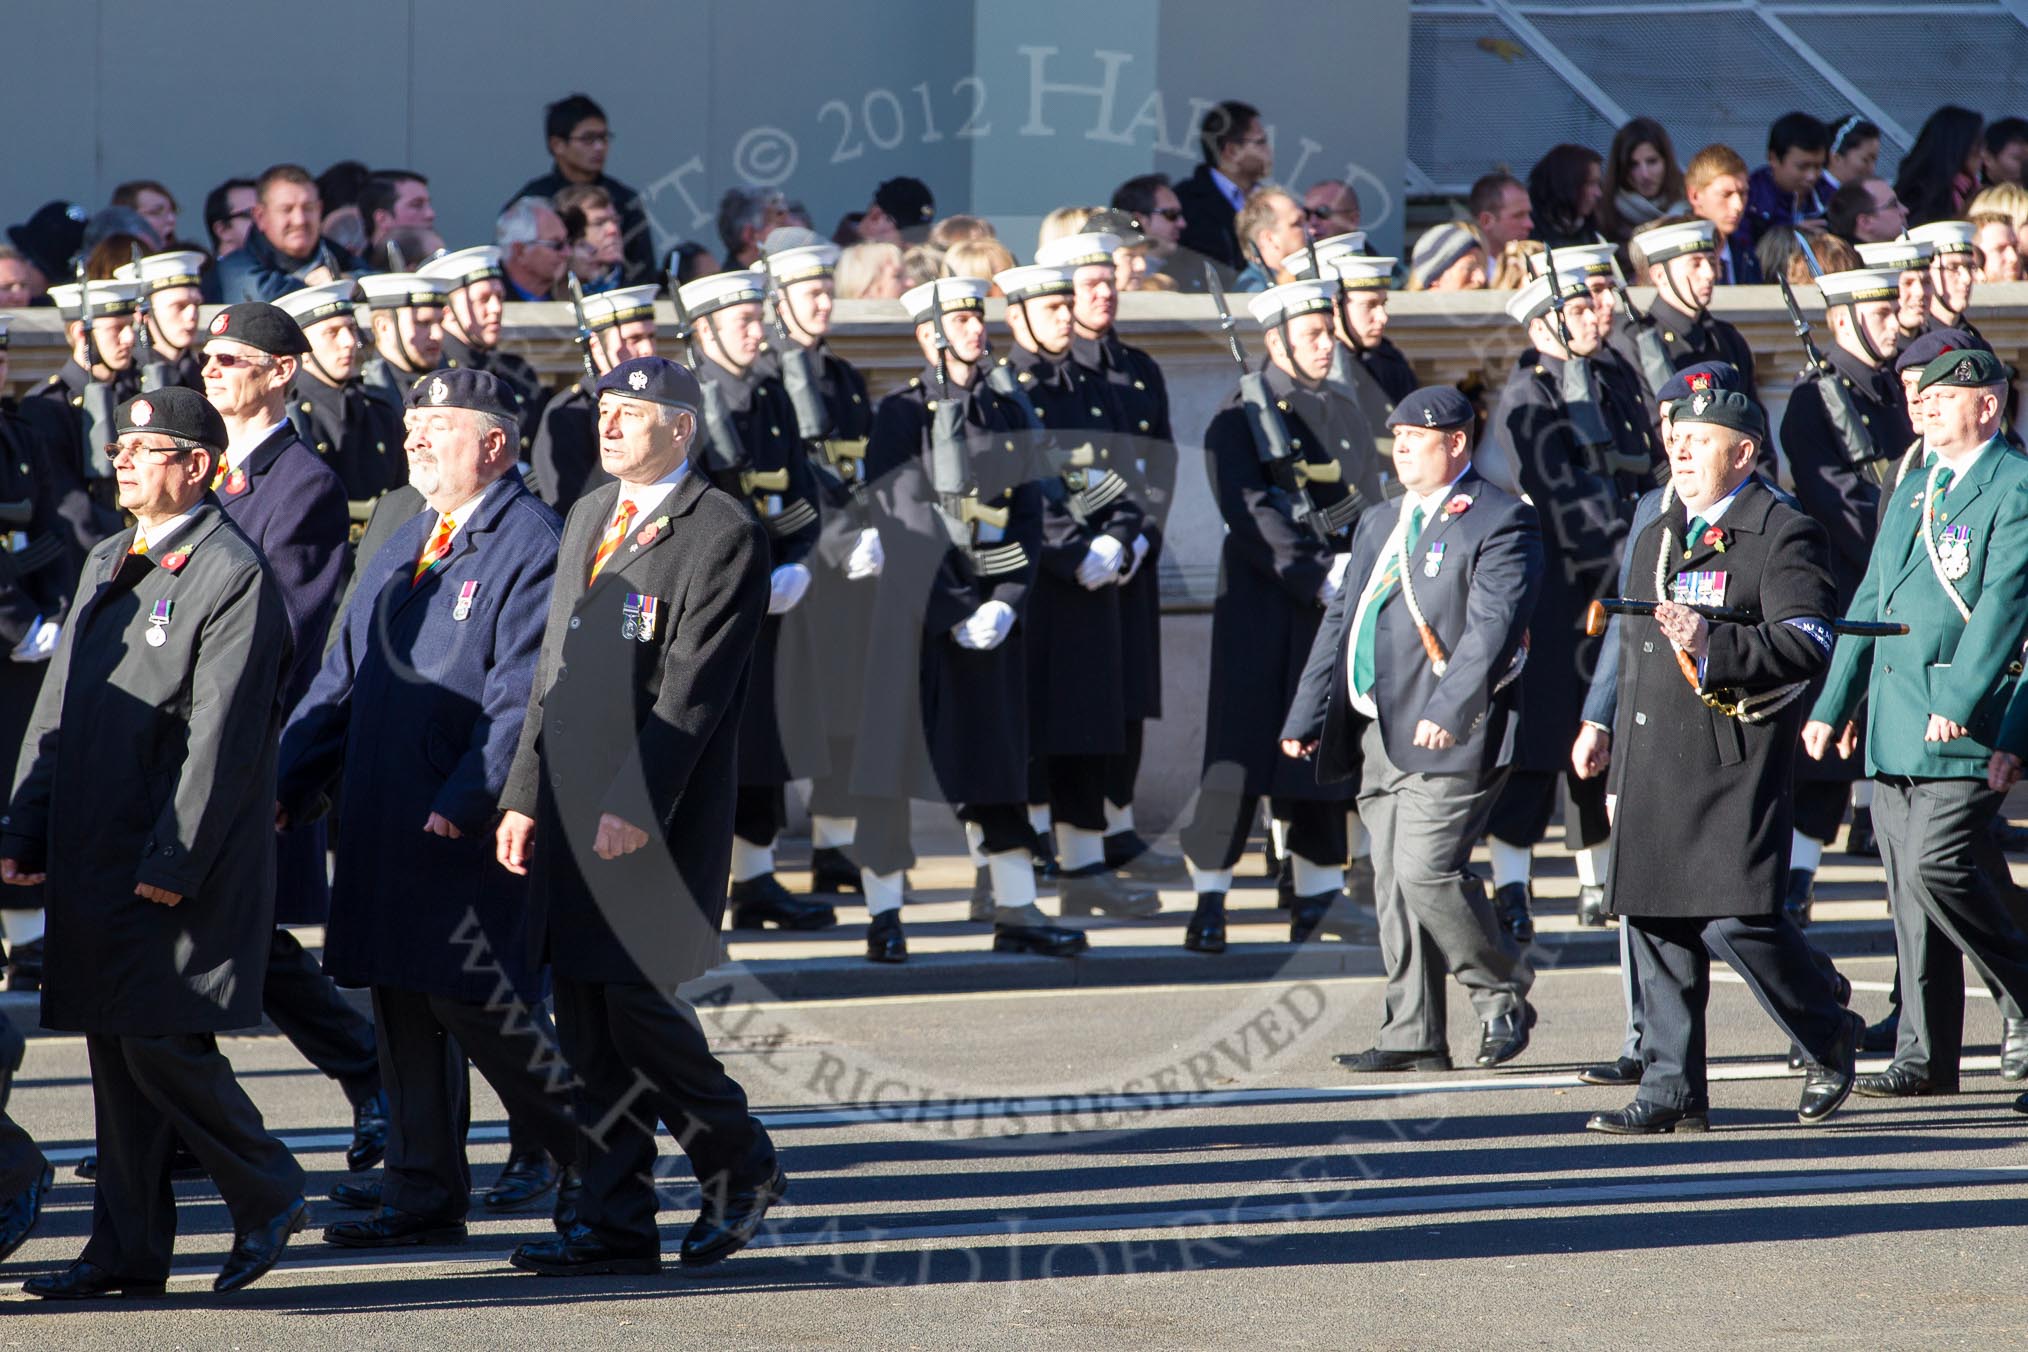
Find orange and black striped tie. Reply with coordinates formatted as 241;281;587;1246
413;514;455;586
587;499;638;585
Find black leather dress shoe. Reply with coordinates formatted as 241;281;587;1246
1585;1100;1709;1134
1058;866;1162;918
483;1152;559;1210
992;920;1090;958
329;1178;380;1210
1783;867;1816;928
1103;831;1187;884
865;909;908;963
1575;884;1610;927
808;846;861;895
1576;1057;1644;1086
215;1197;308;1293
0;1161;53;1263
325;1209;467;1249
1476;1002;1537;1068
74;1155;96;1181
1854;1063;1957;1097
1183;893;1227;954
1333;1047;1453;1073
968;866;994;923
680;1165;787;1268
553;1167;581;1236
4;937;42;992
348;1090;390;1172
1492;882;1535;944
1845;807;1878;858
511;1225;660;1277
1797;1013;1862;1124
729;874;838;930
23;1259;165;1300
1862;1009;1899;1053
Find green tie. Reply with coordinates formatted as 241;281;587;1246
1352;505;1425;697
1684;515;1706;560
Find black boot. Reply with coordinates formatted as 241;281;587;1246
1845;806;1878;858
865;909;907;963
1057;865;1163;918
808;846;861;895
992;905;1089;957
1861;1009;1899;1053
1492;882;1535;944
1575;884;1610;927
1783;868;1815;928
729;873;838;930
1184;893;1227;953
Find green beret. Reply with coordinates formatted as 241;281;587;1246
1916;347;2008;392
1671;387;1765;439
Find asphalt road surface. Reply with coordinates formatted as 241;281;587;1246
3;951;2025;1350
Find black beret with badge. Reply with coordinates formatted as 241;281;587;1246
204;301;311;356
116;386;229;453
1389;384;1475;432
594;355;703;411
1893;327;1988;375
1916;346;2007;392
407;368;520;422
1670;386;1766;439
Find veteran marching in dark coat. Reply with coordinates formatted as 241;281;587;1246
851;278;1079;960
1284;387;1542;1068
498;356;785;1278
1045;226;1183;880
677;269;834;931
1180;279;1382;941
1593;389;1862;1133
1479;265;1656;934
757;229;882;902
201;302;387;1167
2;388;307;1297
280;370;580;1248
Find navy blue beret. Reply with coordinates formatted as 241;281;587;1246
1894;326;1989;375
1388;384;1474;432
405;368;519;421
595;356;702;411
1655;361;1742;407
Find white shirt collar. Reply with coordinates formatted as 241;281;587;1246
1209;167;1247;213
135;504;202;553
617;459;690;521
1683;476;1750;526
220;415;287;473
1406;467;1471;519
1937;435;1999;479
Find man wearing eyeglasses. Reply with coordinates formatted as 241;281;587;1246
1174;99;1274;277
498;198;570;303
4;386;308;1297
506;93;656;287
201;301;392;1174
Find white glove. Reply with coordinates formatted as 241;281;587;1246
9;616;58;663
952;599;1016;651
1075;535;1126;590
845;527;884;580
1318;552;1354;604
767;563;812;615
1119;532;1151;584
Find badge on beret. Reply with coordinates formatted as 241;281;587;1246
628;369;649;391
429;377;449;405
1688;372;1712;391
145;598;173;646
1691;392;1711;415
1422;406;1438;427
130;398;153;427
209;312;229;335
1956;358;1977;383
225;469;247;496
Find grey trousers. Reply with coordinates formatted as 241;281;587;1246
1876;776;2028;1082
1357;721;1531;1051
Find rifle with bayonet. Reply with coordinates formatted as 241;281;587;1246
922;284;1012;566
1543;242;1650;485
564;273;597;380
1204;260;1348;543
1608;255;1676;403
129;243;172;393
73;263;118;490
666;266;742;474
1782;229;1880;472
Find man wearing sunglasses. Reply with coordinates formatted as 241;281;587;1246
201;302;392;1174
4;386;308;1297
